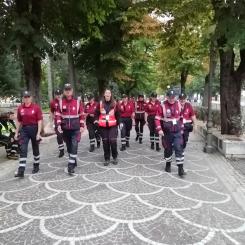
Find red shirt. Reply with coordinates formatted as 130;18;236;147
50;98;60;114
17;103;43;126
145;100;161;116
84;102;98;117
118;101;134;118
181;102;195;121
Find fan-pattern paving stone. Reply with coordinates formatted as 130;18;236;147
0;131;244;244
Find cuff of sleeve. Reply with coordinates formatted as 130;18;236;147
156;126;162;132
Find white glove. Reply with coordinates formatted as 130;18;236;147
119;123;124;130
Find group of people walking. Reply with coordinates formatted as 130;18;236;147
13;84;196;178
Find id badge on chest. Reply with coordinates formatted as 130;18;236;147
173;119;177;125
106;115;109;121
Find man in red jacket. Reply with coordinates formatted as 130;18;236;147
118;94;135;151
179;93;196;154
50;89;64;158
145;93;161;151
56;84;85;174
135;94;146;144
155;90;185;177
84;94;100;152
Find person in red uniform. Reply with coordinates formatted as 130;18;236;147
179;93;196;154
14;91;43;178
155;90;185;177
50;89;64;158
145;92;161;151
84;94;100;152
95;89;120;166
118;94;135;151
135;94;146;144
56;84;85;174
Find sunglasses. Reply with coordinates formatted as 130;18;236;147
23;96;30;98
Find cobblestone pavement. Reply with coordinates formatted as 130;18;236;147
0;131;245;245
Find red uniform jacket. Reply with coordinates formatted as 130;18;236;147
155;100;182;132
56;97;85;130
84;101;98;123
118;101;134;118
180;102;195;123
135;100;146;120
17;103;43;126
50;98;60;125
145;100;161;116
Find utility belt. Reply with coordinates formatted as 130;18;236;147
22;124;38;128
161;119;181;133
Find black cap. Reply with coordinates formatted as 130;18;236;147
150;92;157;98
23;90;31;97
55;89;62;95
87;94;94;100
179;93;187;99
64;83;72;90
166;90;176;97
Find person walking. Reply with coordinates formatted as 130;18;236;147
84;94;101;152
155;90;185;177
14;91;43;178
95;89;120;166
179;93;196;155
145;93;161;151
118;94;135;151
55;84;85;174
50;89;65;158
135;94;146;144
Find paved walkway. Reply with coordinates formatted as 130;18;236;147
0;131;245;245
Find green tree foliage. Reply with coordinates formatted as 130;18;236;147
0;53;21;96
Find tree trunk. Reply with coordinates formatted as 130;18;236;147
47;54;53;102
202;74;209;107
98;79;107;97
180;68;188;93
219;47;243;135
16;0;42;104
67;41;76;94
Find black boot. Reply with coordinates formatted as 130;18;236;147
120;145;126;151
165;162;171;173
156;143;161;152
89;145;95;152
126;141;130;148
178;164;186;177
139;138;142;144
135;134;139;141
14;167;25;178
151;142;154;150
112;158;118;165
68;164;75;174
104;160;110;166
97;141;101;148
58;149;64;158
32;164;40;174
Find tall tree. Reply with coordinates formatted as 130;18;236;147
212;0;245;135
